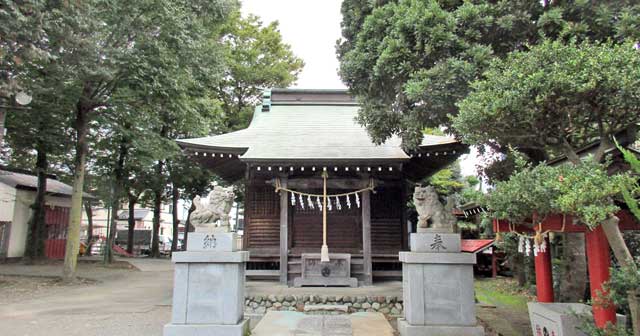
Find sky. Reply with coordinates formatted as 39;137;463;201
240;0;478;177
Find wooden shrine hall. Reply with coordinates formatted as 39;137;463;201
178;89;467;286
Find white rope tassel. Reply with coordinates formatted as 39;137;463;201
307;195;314;209
525;239;531;256
517;236;525;253
355;192;360;208
346;195;351;209
327;197;333;211
539;237;548;253
533;243;539;257
316;196;322;211
290;192;296;206
335;196;341;210
299;194;304;210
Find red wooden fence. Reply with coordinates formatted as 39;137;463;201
44;207;70;259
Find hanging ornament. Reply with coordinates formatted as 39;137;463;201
355;192;360;208
525;238;531;256
316;196;322;211
533;243;539;257
539;237;547;253
335;196;342;210
346;195;351;209
327;197;333;211
290;192;296;206
308;195;314;209
299;194;305;210
517;236;525;253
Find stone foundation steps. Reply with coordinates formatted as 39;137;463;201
244;294;404;317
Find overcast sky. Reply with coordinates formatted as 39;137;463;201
240;1;478;177
241;0;346;89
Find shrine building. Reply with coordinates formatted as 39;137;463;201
177;89;467;285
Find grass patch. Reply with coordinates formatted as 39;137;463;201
475;277;534;312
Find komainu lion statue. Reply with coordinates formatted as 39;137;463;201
413;185;457;233
190;186;235;232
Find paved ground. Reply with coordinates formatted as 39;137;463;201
0;258;530;336
0;259;173;336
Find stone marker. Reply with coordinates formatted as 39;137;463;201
293;253;358;287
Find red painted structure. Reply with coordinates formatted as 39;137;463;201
44;207;70;259
493;210;640;328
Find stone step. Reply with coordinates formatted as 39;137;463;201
303;304;349;315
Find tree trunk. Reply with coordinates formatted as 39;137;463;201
126;194;137;254
84;200;93;256
601;216;639;335
25;143;48;261
63;104;90;282
171;184;179;252
151;186;162;258
183;203;195;251
106;140;128;263
558;233;589;302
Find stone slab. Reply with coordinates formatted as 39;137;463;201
251;311;394;336
399;251;476;264
398;319;484;336
164;319;249;336
187;232;239;252
410;233;461;253
172;250;249;263
403;262;476;326
303;304;349;313
293;276;358;288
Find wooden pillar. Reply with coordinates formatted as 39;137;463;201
362;189;372;286
585;226;617;328
279;177;288;285
534;237;554;302
491;246;497;278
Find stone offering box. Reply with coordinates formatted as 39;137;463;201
293;253;358;287
528;303;626;336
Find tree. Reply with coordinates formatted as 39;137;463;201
337;0;640;149
457;41;640;332
215;11;304;131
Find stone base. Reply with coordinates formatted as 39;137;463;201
398;319;484;336
164;319;249;336
410;232;461;252
187;232;239;252
293;276;358;288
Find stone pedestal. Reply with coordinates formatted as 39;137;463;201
164;232;249;336
399;233;484;336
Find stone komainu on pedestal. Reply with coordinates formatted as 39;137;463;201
164;188;248;336
400;186;484;336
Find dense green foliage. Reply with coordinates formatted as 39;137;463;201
337;0;640;149
486;157;629;227
455;41;640;160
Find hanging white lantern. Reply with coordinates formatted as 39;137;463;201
299;194;305;210
517;236;525;253
346;195;351;209
307;195;314;209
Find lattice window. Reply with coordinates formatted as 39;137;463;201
250;186;279;218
